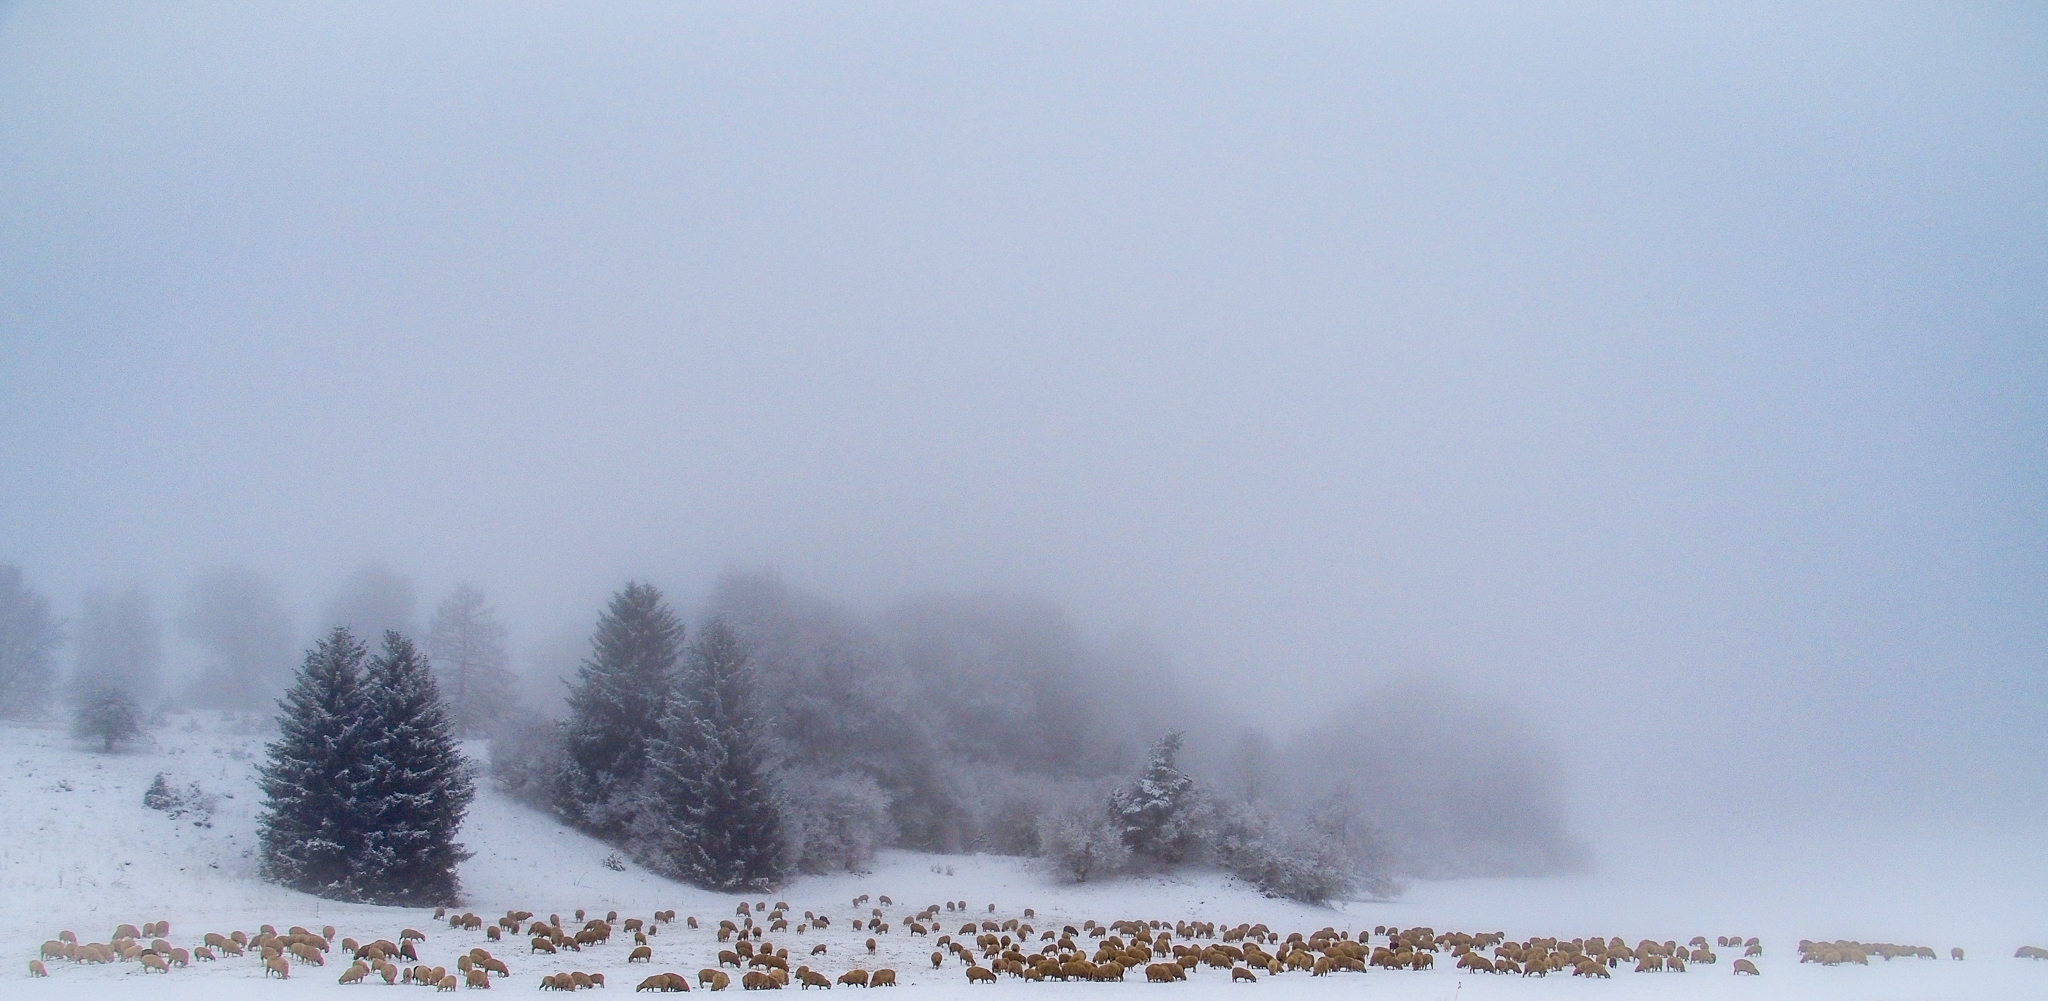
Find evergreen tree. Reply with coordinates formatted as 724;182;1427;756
257;628;375;898
634;619;786;891
0;564;63;718
357;631;475;905
556;582;684;836
426;583;514;736
1111;730;1203;864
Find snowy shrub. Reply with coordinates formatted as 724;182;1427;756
777;768;890;875
1211;794;1399;904
143;772;218;827
1037;808;1128;883
602;852;627;872
71;687;143;751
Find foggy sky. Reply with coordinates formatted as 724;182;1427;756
2;2;2042;841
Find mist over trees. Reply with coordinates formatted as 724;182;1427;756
179;566;295;707
72;587;162;706
0;564;63;718
426;583;514;736
323;564;418;642
1285;675;1584;877
524;568;1578;898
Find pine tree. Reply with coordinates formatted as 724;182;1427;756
426;583;514;736
357;631;475;905
634;619;786;891
1111;730;1203;865
556;582;684;837
257;628;375;898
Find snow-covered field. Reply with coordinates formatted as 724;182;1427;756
3;712;2043;999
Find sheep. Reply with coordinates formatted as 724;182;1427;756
29;960;49;978
837;970;868;987
339;962;370;984
700;969;731;990
964;966;996;984
266;955;291;979
1231;966;1258;982
1951;947;1965;961
466;967;491;988
865;939;877;955
740;970;777;990
438;975;459;991
632;946;655;963
795;969;831;989
869;970;895;987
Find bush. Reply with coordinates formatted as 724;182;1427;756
1211;797;1397;904
777;768;891;875
1037;808;1129;883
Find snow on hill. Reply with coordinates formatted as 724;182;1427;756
3;711;2043;999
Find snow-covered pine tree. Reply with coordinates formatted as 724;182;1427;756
637;618;786;891
1111;730;1204;865
556;582;684;837
257;628;375;898
357;630;475;905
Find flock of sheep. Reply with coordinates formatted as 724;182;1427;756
26;899;2048;990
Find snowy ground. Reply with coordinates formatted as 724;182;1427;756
3;711;2044;999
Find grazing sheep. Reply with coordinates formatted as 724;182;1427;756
1231;966;1258;982
632;946;654;963
869;970;895;987
865;939;877;955
466;967;491;988
700;969;730;990
838;970;868;987
964;966;996;984
30;960;49;978
439;975;459;991
266;956;291;979
339;963;369;984
1951;947;1964;961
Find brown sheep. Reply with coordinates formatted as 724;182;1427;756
964;966;996;984
869;970;895;987
29;960;49;978
466;967;491;988
632;946;655;963
1733;959;1760;975
838;969;868;987
701;969;731;990
930;951;944;969
865;938;877;955
339;963;370;984
438;975;458;991
1231;966;1258;982
1951;947;1964;961
266;955;291;979
741;970;777;990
